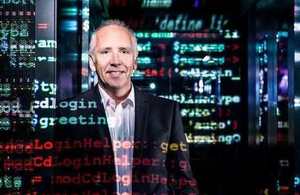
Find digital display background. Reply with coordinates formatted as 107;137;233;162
0;0;297;194
294;0;300;193
0;0;36;192
0;0;56;192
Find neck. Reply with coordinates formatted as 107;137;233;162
99;82;132;105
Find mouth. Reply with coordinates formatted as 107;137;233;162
106;70;126;77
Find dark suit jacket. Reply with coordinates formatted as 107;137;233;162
53;85;199;194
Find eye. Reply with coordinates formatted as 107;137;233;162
99;50;109;54
120;48;130;54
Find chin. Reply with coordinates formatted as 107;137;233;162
108;81;129;87
107;83;126;90
110;85;123;90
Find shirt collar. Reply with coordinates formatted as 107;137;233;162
98;83;135;108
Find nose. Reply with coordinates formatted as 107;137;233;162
110;52;121;66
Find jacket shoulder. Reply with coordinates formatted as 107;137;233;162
136;89;179;108
61;87;97;102
56;87;99;115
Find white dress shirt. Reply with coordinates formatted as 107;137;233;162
98;84;135;194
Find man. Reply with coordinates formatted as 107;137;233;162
54;20;198;194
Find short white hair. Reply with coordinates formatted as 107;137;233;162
89;19;138;55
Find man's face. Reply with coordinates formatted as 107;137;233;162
90;25;137;92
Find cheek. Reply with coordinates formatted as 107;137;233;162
95;63;107;73
126;65;135;74
95;68;107;80
125;58;136;68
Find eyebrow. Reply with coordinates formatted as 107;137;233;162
98;47;133;51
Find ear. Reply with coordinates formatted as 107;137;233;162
89;54;96;72
133;51;138;70
133;60;137;70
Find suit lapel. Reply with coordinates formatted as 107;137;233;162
132;88;150;192
92;86;111;138
133;88;149;160
89;86;116;191
89;86;115;160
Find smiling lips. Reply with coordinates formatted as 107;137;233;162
106;70;126;77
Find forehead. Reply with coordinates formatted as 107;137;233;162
94;25;133;48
